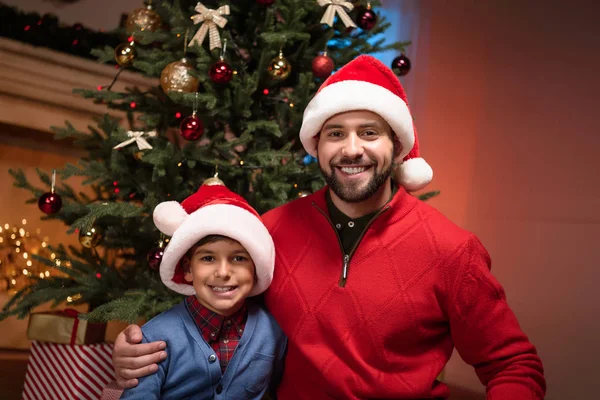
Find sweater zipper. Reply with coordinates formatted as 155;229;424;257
313;203;390;288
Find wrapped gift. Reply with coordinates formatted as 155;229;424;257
101;381;124;400
26;309;106;345
22;340;115;400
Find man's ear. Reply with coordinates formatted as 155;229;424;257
392;135;403;159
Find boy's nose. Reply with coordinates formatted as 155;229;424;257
215;260;232;278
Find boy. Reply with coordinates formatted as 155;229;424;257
120;176;286;400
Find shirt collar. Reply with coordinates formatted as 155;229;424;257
185;295;247;343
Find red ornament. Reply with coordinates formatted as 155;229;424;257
256;0;276;5
391;54;412;76
209;59;233;84
38;192;62;214
147;246;164;271
179;114;204;140
312;53;334;79
356;6;377;30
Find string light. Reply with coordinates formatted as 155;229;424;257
22;219;27;225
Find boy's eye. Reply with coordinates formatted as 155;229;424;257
232;255;248;262
200;255;215;262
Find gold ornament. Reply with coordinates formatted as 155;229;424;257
160;58;200;93
203;172;225;186
78;226;103;249
114;42;137;67
297;191;310;198
125;5;162;35
267;51;292;81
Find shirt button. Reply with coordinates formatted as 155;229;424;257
210;331;217;337
208;354;217;363
335;223;342;229
348;221;355;228
222;338;229;344
238;328;243;334
215;383;223;394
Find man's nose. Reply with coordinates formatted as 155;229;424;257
341;133;364;158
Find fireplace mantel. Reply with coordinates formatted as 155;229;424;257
0;37;158;135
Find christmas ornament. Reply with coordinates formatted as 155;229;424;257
303;154;317;165
312;52;334;79
256;0;276;5
356;3;377;31
113;130;157;150
114;41;136;67
180;114;204;140
147;242;164;271
189;2;230;51
318;0;356;29
391;54;411;76
297;190;310;198
38;192;62;215
267;51;292;81
125;3;161;35
160;57;199;93
38;170;62;215
203;172;225;186
209;60;233;84
78;225;103;249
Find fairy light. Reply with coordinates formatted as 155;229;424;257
22;269;28;275
22;219;27;225
42;242;47;247
39;273;45;279
4;224;9;229
23;252;28;259
45;271;50;277
67;296;73;303
11;279;16;285
26;261;32;267
15;240;21;246
51;253;56;260
11;234;16;240
15;248;20;253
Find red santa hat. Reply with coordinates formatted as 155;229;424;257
299;54;433;191
152;176;275;297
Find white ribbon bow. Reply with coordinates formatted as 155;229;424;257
317;0;356;28
189;3;230;50
113;130;157;150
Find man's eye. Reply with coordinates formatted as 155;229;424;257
362;130;378;136
328;131;343;137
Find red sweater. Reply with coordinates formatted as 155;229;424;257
263;187;545;399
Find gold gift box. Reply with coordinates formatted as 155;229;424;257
26;310;106;345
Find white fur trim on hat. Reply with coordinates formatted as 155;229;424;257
396;157;433;192
153;201;188;237
299;80;414;159
160;203;275;297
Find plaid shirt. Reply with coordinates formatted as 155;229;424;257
185;295;247;374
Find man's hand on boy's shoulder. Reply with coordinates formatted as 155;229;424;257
113;324;168;389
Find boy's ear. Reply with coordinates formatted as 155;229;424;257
184;271;193;283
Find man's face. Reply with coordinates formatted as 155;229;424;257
317;110;398;203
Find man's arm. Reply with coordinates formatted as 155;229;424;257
113;325;167;388
447;236;546;400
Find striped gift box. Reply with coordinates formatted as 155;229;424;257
22;340;115;400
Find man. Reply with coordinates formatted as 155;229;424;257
112;55;546;399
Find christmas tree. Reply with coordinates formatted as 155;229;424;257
1;0;430;323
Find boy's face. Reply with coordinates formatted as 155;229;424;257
184;238;255;316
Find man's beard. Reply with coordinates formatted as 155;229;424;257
320;155;394;203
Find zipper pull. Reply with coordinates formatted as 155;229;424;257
342;254;349;279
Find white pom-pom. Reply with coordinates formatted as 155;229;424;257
395;157;433;192
153;201;188;236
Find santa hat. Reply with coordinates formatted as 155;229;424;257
152;176;275;297
299;55;433;191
